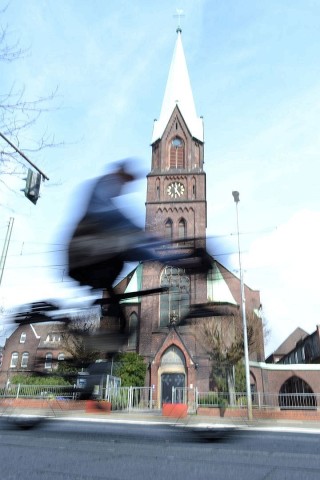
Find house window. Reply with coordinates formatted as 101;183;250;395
58;353;65;361
20;332;26;343
0;353;3;368
160;266;190;327
46;334;61;343
10;352;19;368
45;353;53;369
21;352;29;368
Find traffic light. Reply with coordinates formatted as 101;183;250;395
22;168;41;204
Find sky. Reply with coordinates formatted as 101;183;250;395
1;0;320;356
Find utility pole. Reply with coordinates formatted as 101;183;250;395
0;217;14;288
232;191;253;421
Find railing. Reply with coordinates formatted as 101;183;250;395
0;384;155;411
172;387;197;413
106;386;155;412
0;384;77;400
2;384;318;411
196;391;319;410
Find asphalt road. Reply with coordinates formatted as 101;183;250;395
1;419;320;479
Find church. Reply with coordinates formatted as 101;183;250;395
102;27;264;407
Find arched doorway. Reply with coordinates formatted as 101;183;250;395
279;376;316;410
159;345;186;405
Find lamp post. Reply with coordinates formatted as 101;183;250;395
232;191;253;421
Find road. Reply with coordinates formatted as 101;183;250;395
1;418;320;479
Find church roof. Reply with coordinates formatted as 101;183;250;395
151;29;204;144
272;327;309;356
207;262;238;305
120;264;143;303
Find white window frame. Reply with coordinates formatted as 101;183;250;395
21;352;29;368
45;353;53;369
20;332;26;343
10;352;19;368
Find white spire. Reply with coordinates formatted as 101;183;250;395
152;30;204;144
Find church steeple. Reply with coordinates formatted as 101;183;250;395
151;29;204;144
145;28;206;240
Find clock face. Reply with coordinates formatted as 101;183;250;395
167;181;185;198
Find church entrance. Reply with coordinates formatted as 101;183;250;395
161;373;185;404
158;345;187;406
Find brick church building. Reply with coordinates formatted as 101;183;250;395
2;29;320;413
103;28;264;407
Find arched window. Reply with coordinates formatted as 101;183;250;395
279;376;316;410
21;352;29;368
58;353;65;361
165;219;173;240
156;178;160;200
160;266;190;327
45;353;53;369
178;219;186;240
194;142;200;168
128;312;138;348
192;177;196;199
10;352;18;368
170;137;185;169
161;346;186;366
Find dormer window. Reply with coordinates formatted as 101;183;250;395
46;334;61;343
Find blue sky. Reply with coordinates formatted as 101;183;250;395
1;0;320;355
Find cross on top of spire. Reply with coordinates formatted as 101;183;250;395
174;8;185;33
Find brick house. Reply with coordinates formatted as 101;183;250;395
265;327;310;364
249;326;320;409
0;322;68;387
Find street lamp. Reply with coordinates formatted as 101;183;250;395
232;191;253;421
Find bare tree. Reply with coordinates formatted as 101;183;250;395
0;5;61;184
59;311;101;369
193;311;267;401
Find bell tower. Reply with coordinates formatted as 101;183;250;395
139;28;209;363
145;28;206;243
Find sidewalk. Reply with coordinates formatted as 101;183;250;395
3;402;320;433
51;409;320;434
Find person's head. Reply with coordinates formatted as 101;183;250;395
116;161;136;183
107;158;145;183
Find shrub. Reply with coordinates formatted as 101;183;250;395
10;374;71;386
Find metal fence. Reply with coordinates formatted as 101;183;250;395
0;384;77;399
106;386;155;411
172;387;197;413
196;390;319;410
1;383;318;411
0;384;155;411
